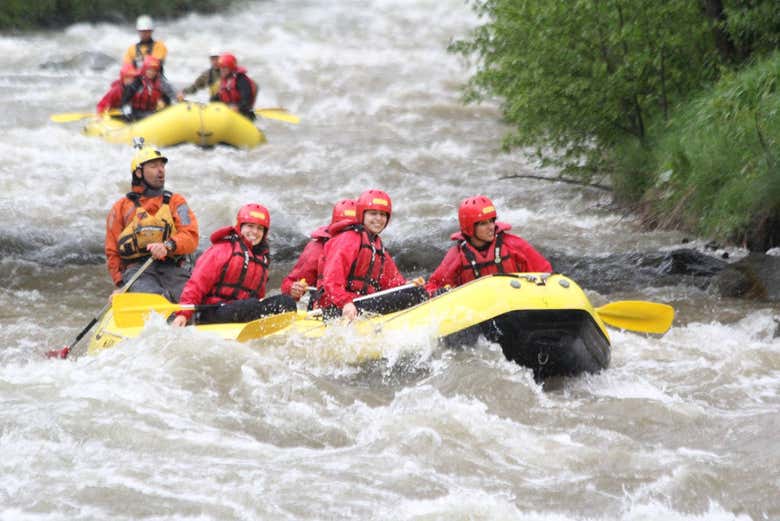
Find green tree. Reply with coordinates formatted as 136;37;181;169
450;0;717;189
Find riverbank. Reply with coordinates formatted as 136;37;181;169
0;0;229;31
452;1;779;252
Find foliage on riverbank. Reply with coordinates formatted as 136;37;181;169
452;0;780;250
648;53;780;249
0;0;228;31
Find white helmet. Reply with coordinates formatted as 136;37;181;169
136;15;154;31
208;48;221;57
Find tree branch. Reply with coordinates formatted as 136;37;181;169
498;174;612;191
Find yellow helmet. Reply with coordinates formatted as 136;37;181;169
131;147;168;173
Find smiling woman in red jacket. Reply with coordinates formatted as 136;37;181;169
172;204;295;327
319;189;427;320
425;195;552;295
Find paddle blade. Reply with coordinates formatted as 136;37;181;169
50;112;98;123
45;346;70;359
254;108;300;124
236;311;297;342
113;293;182;328
596;300;674;334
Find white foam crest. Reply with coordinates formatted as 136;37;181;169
263;317;440;371
385;487;532;520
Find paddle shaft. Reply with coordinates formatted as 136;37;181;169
352;281;419;303
48;257;155;359
50;109;121;122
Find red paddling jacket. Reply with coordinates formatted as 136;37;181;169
425;222;551;293
213;68;257;119
96;80;124;113
176;225;270;320
319;224;405;309
280;225;330;296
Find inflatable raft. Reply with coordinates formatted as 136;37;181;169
82;101;266;148
89;273;624;379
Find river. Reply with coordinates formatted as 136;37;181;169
0;1;778;520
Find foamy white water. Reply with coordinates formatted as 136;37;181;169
0;1;778;519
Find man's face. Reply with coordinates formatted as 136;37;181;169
138;30;152;41
139;159;166;189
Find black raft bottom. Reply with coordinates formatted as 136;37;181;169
443;309;611;380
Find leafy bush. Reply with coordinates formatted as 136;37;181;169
652;52;780;248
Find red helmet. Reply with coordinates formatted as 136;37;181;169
356;189;392;225
218;53;238;71
458;195;497;236
120;63;138;79
142;55;160;71
331;199;357;224
236;203;270;232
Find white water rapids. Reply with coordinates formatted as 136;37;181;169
0;1;778;519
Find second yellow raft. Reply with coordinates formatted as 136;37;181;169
82;101;267;148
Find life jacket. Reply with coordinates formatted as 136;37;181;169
455;224;519;283
131;75;163;112
217;69;257;106
206;228;269;303
132;40;165;72
207;68;221;98
116;191;176;260
344;225;387;295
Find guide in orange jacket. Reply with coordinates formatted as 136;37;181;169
122;14;168;70
105;146;198;302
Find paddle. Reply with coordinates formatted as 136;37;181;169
50;109;123;123
235;311;297;342
112;292;297;341
113;292;215;327
254;107;300;124
46;257;155;359
352;281;419;304
594;300;674;334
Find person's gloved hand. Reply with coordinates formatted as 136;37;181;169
121;104;132;118
431;285;451;297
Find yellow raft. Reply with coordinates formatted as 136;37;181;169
82;101;266;148
89;273;619;379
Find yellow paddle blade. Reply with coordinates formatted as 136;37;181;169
595;300;674;334
254;108;300;124
51;109;121;123
113;292;189;328
236;311;298;342
50;112;99;123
